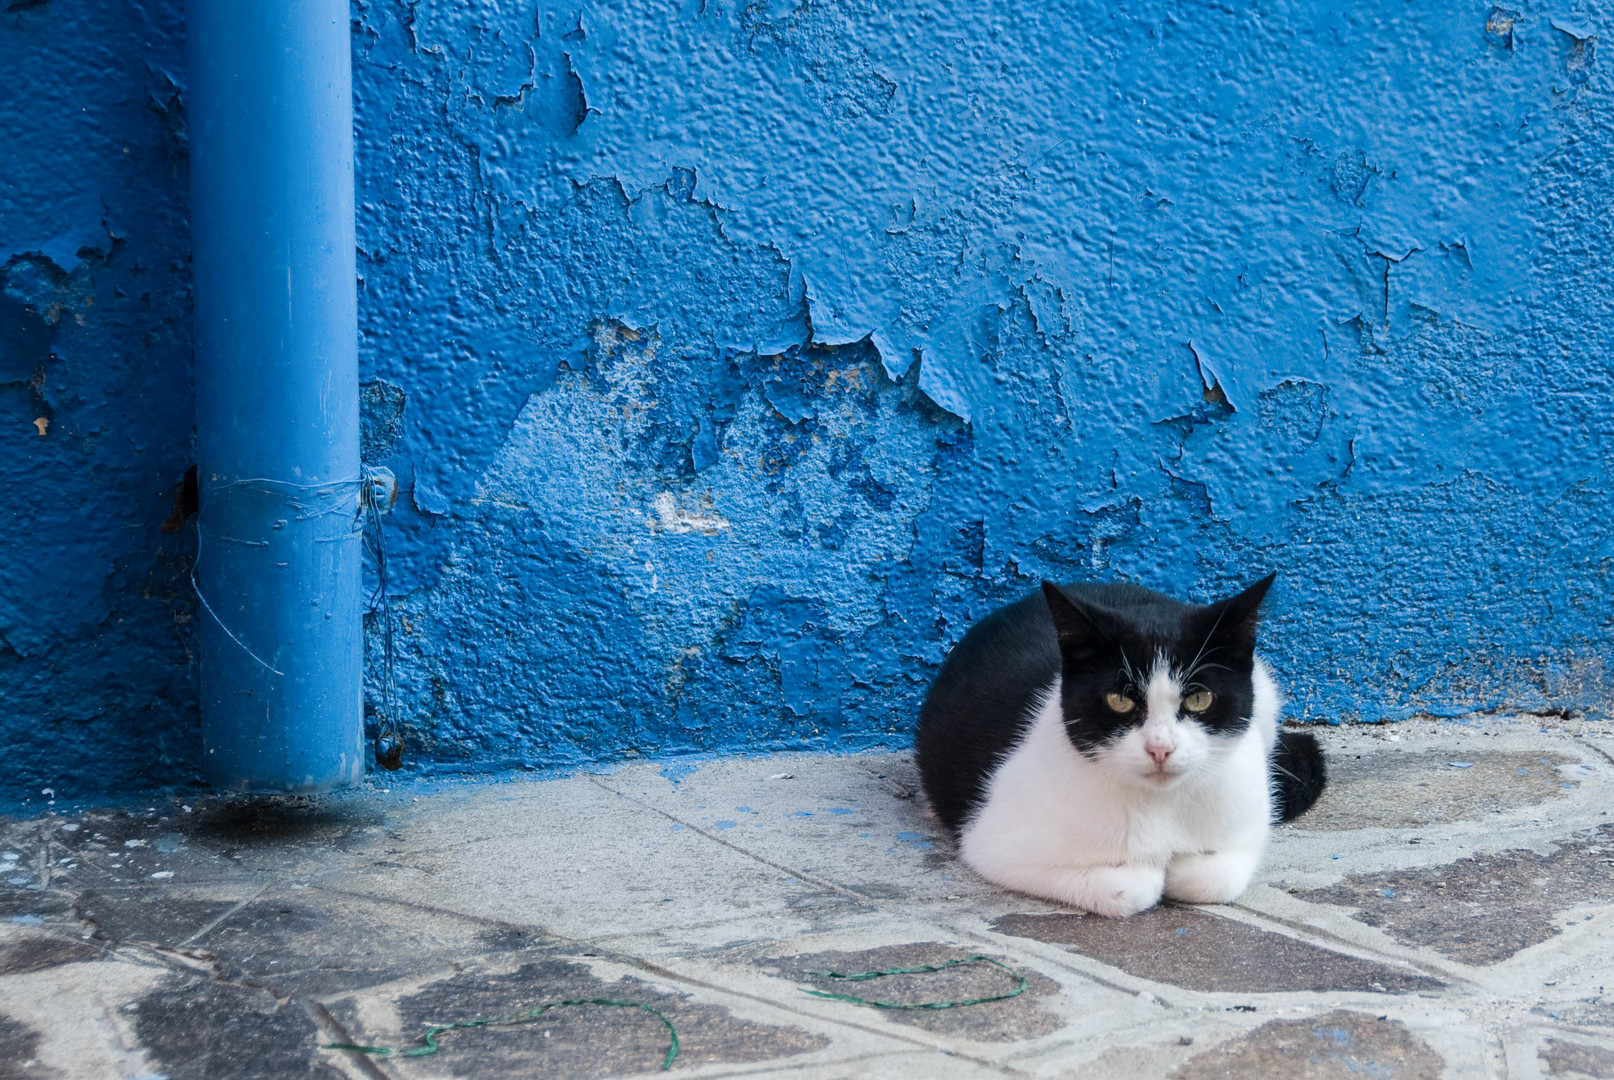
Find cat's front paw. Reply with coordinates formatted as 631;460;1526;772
1077;865;1165;917
1163;850;1259;905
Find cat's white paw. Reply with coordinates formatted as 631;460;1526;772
1163;850;1259;905
1074;865;1165;917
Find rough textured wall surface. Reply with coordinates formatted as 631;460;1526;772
4;1;1613;800
1;0;198;801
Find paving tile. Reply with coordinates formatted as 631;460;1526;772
0;933;102;975
75;889;246;949
760;942;1063;1043
587;754;983;904
133;975;347;1080
8;808;299;891
1169;1010;1444;1079
0;1013;57;1080
4;729;1611;1080
0;959;170;1080
701;1049;1014;1078
1541;1037;1614;1078
1303;750;1580;830
0;887;71;921
193;885;562;999
310;776;914;948
1537;998;1614;1030
326;955;829;1079
37;800;384;857
1055;1033;1246;1080
182;799;388;851
1296;825;1614;965
991;907;1441;994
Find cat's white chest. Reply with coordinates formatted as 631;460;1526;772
953;663;1279;910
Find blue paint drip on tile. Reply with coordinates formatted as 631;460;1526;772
658;760;703;785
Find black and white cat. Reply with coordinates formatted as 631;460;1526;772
915;575;1326;917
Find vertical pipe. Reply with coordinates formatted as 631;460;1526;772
187;0;363;792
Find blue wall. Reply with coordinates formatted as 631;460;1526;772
3;1;1611;799
1;0;197;800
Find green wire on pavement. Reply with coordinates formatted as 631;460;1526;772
800;954;1027;1010
324;997;679;1071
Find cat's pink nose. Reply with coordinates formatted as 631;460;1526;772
1146;744;1173;767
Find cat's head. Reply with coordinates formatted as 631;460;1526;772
1041;575;1276;786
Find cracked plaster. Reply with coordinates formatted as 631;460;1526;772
2;0;1613;798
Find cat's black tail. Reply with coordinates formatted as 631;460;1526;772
1271;730;1327;823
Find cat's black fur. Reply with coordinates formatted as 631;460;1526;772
1044;577;1269;753
915;576;1327;836
1271;730;1327;821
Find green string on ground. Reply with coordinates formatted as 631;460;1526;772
324;997;679;1071
799;954;1027;1010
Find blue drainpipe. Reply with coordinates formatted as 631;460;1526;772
187;0;364;792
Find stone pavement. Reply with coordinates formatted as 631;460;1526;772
3;716;1614;1080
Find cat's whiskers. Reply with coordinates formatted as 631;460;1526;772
1179;657;1232;693
1183;601;1235;679
1270;760;1303;785
1118;647;1142;697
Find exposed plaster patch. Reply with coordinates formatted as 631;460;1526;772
650;492;730;535
1485;7;1520;50
664;645;702;701
1330;149;1381;208
1551;17;1597;82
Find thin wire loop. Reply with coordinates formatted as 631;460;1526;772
189;475;365;677
799;954;1027;1010
360;465;403;769
325;997;679;1070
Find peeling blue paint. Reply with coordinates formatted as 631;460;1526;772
1;0;198;802
3;0;1613;801
348;0;1613;777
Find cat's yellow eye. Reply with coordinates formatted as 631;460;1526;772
1184;690;1214;713
1104;691;1135;714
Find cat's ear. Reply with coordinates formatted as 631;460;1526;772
1199;572;1276;658
1042;581;1114;654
